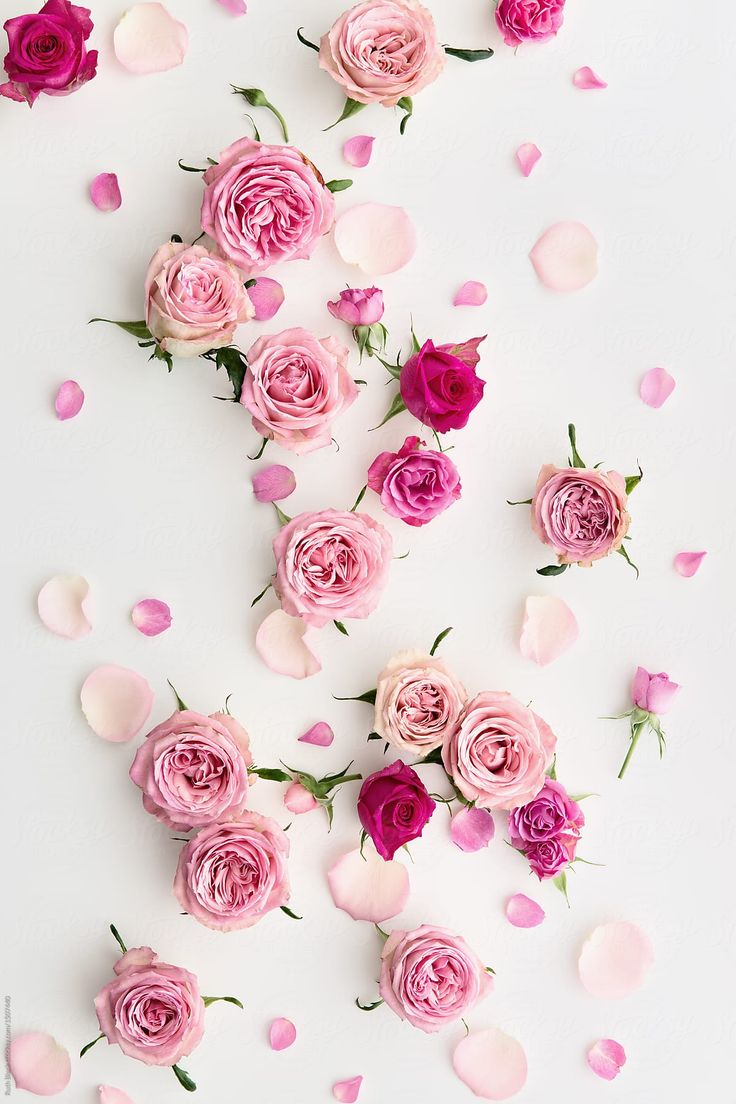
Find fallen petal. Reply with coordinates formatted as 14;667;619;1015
90;173;122;212
114;3;188;74
255;609;322;679
100;1088;135;1104
453;1027;528;1100
54;380;84;421
38;574;92;639
450;806;495;852
343;135;375;168
284;781;319;814
247;277;285;322
333;1076;363;1103
298;721;334;747
520;595;578;666
252;464;296;503
9;1033;71;1096
216;0;246;13
578;921;654;998
530;221;598;292
328;846;409;922
506;894;545;928
515;143;542;177
573;66;608;89
674;551;706;577
80;664;154;743
640;366;675;409
587;1039;626;1081
334;203;416;276
269;1018;296;1051
453;280;488;307
131;598;172;636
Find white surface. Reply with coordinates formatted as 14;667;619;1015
2;0;734;1101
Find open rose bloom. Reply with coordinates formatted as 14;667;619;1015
1;0;98;105
532;464;630;566
357;760;435;859
495;0;566;47
374;649;467;754
368;436;462;526
400;338;486;433
509;779;584;879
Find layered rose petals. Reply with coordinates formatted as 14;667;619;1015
452;1027;528;1100
587;1038;626;1081
506;893;545;928
37;574;92;639
298;721;334;747
573;66;608;90
578;921;654;998
9;1032;71;1096
334;203;417;275
114;3;188;74
80;664;154;743
519;595;579;666
252;465;296;503
255;610;322;679
269;1018;296;1051
450;806;495;852
640;366;675;408
333;1077;363;1103
131;598;172;636
90;173;122;212
54;380;84;420
247;278;285;322
328;846;409;922
674;551;706;577
453;280;488;307
343;135;375;168
530;222;598;292
515;143;541;177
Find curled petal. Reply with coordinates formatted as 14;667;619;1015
674;551;706;577
450;806;495;852
37;574;92;639
453;280;488;307
578;921;654;998
298;721;334;747
530;221;598;292
255;609;322;679
453;1027;528;1100
520;595;578;666
114;3;188;74
269;1018;297;1051
640;366;675;409
216;0;247;12
506;894;545;929
90;173;122;212
252;464;296;503
54;380;84;421
328;846;409;922
247;277;285;322
9;1033;71;1096
515;143;541;177
333;1076;363;1103
284;781;319;814
100;1089;135;1104
80;664;154;743
131;598;172;636
587;1039;626;1081
343;135;375;168
334;203;417;276
573;66;608;89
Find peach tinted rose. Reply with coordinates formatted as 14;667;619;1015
374;649;467;754
531;464;630;566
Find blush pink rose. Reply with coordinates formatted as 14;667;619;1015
379;924;492;1032
273;509;393;627
368;435;461;526
173;813;290;931
242;328;358;454
319;0;446;107
495;0;566;47
200;137;335;276
531;464;630;566
327;287;384;327
442;691;556;810
631;667;680;715
1;0;98;106
374;649;467;754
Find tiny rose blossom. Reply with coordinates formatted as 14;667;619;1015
400;337;486;433
374;649;467;754
1;0;98;106
525;835;576;879
631;667;680;715
495;0;566;47
367;435;462;526
284;781;319;814
532;464;630;566
327;287;384;327
357;760;435;860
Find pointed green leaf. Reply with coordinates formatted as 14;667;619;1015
280;905;303;920
248;437;268;461
250;766;292;782
350;485;367;512
325;178;353;193
625;464;644;495
333;620;349;636
90;318;152;341
397;95;413;134
537;564;568;576
296;27;319;51
444;45;494;61
355;997;384;1011
372;391;407;430
567;423;586;468
429;626;453;656
167;680;188;712
333;688;377;705
109;923;127;954
203;995;244;1010
274;503;292;526
177;159;208;173
552;871;570;906
325;97;367;131
172;1065;197;1093
250;581;272;608
616;543;640;578
80;1033;104;1058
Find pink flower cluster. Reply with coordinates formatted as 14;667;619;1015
509;778;584;880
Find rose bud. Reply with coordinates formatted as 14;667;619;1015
327;287;384;327
357;760;435;860
615;667;682;779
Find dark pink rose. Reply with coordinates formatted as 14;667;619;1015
400;337;486;433
508;779;583;846
1;1;97;106
327;287;384;327
495;0;565;47
524;835;577;880
367;435;461;526
357;760;435;860
631;667;680;715
531;464;630;566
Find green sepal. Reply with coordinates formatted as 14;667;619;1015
274;503;292;526
567;423;586;468
356;997;384;1011
397;96;413;134
372;391;407;430
625;465;644;495
167;680;189;712
280;905;303;920
350;485;367;512
203;995;244;1010
325;97;367;131
89;318;152;341
325;178;353;193
109;923;128;955
507;498;532;506
444;46;494;62
172;1064;197;1093
429;626;452;656
250;581;272;607
248;437;268;461
334;620;349;636
552;871;570;907
333;688;377;705
79;1033;104;1058
177;159;208;173
616;543;640;578
296;27;319;51
537;564;568;576
249;766;292;782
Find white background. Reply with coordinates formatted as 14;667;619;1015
2;0;735;1101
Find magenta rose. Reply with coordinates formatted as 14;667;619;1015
200;137;335;276
357;760;435;860
94;947;205;1066
0;0;97;105
319;0;446;107
631;667;680;715
531;464;630;566
368;435;461;526
508;779;583;846
495;0;565;47
327;287;384;327
174;813;290;931
379;924;492;1031
273;509;393;627
129;709;252;831
374;649;468;755
524;836;576;879
242;328;358;454
400;337;486;433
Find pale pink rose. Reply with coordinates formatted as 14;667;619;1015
273;509;393;627
531;464;630;566
631;667;680;715
200;138;335;276
374;649;467;754
379;924;491;1032
144;241;254;358
327;287;384;326
242;328;358;454
442;691;556;810
495;0;566;47
174;814;290;931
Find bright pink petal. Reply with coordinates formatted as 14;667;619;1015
573;66;608;89
450;806;495;852
515;143;541;177
334;203;417;276
216;0;247;13
453;1028;528;1100
530;221;598;292
520;595;578;666
579;922;654;998
114;3;188;74
255;609;322;679
453;280;488;307
343;135;375;168
131;598;172;636
9;1033;71;1096
252;464;296;503
506;894;545;929
100;1088;135;1104
298;721;334;747
640;366;675;409
247;277;285;321
587;1039;626;1081
80;664;154;743
37;574;92;639
674;551;706;577
54;380;84;420
90;173;122;212
269;1018;296;1051
328;847;409;922
333;1076;363;1103
284;781;319;814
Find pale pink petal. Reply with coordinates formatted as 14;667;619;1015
284;781;319;814
343;135;375;168
587;1039;626;1081
520;595;578;666
37;574;92;639
573;66;608;90
99;1088;135;1104
255;609;322;679
333;1076;363;1103
252;464;296;503
9;1033;71;1096
530;221;598;292
334;203;417;276
506;894;545;928
453;280;488;307
215;0;246;13
131;598;172;636
453;1028;528;1100
114;3;188;74
450;806;495;852
247;277;285;321
90;173;122;212
515;143;541;177
674;551;706;577
54;380;84;420
578;921;654;998
639;367;675;409
80;664;154;743
328;846;409;922
298;721;334;747
269;1018;296;1051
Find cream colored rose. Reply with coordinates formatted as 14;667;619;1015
374;649;467;755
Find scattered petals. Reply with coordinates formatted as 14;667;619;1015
54;380;84;421
506;894;545;929
80;664;154;743
284;781;319;814
131;598;172;637
269;1018;297;1051
252;464;296;503
573;66;608;90
298;721;334;747
578;921;654;999
640;366;675;409
674;551;706;577
334;203;417;276
530;221;598;292
515;143;541;177
450;806;495;852
37;574;92;640
216;0;246;13
343;135;375;168
99;1088;135;1104
453;280;488;307
9;1033;71;1096
114;3;188;74
520;595;578;666
255;609;322;679
453;1027;528;1100
333;1076;363;1103
247;277;285;321
328;846;409;922
587;1039;626;1081
90;173;122;212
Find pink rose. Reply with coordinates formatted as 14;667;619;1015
273;509;393;627
144;241;254;358
200;137;335;276
379;924;491;1032
631;667;680;715
508;779;583;844
173;814;290;931
129;709;252;831
368;435;461;526
1;1;97;106
531;464;630;566
524;836;575;879
242;328;358;454
494;0;566;47
327;287;384;327
374;648;467;754
400;337;486;433
357;760;436;860
442;691;556;810
319;0;446;107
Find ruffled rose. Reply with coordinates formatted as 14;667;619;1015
374;649;467;754
368;435;461;526
400;337;485;433
524;836;575;879
1;1;97;106
531;464;630;566
357;760;435;860
495;0;565;47
508;779;583;845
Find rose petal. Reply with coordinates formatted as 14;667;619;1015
284;781;319;814
506;894;545;928
90;173;122;212
578;921;654;998
37;574;92;639
334;203;416;276
131;598;172;636
80;664;154;743
54;380;84;421
247;277;285;322
573;66;608;89
587;1039;626;1081
269;1018;296;1051
252;464;296;503
100;1088;136;1104
343;135;375;168
453;1028;528;1100
9;1033;71;1096
333;1076;363;1103
453;280;488;307
114;3;188;74
530;221;598;292
640;367;675;409
328;846;409;922
255;609;322;679
298;721;334;747
515;143;542;177
450;806;495;852
674;551;706;577
216;0;246;13
520;595;579;666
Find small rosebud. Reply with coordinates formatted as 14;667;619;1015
631;667;680;715
327;287;384;327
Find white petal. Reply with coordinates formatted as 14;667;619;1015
80;664;154;743
530;221;598;292
114;3;188;74
334;203;416;275
578;921;654;998
453;1028;528;1100
37;575;92;639
9;1033;71;1096
520;595;578;666
255;610;322;679
328;846;409;922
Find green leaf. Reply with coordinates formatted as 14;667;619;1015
552;871;570;907
444;45;494;61
248;437;268;461
231;86;289;142
79;1033;104;1058
429;626;453;656
325;97;367;131
244;278;257;290
89;318;152;341
203;995;244;1010
296;26;319;51
250;767;292;783
274;503;292;526
568;792;596;802
507;498;532;506
625;465;644;495
397;96;413;135
177;159;208;173
109;923;127;955
326;178;353;193
350;485;367;512
375;354;402;379
367;731;381;741
172;1064;197;1093
537;564;568;576
280;905;303;920
212;346;248;402
355;997;384;1011
333;688;377;705
167;680;189;712
372;391;407;430
567;423;586;468
417;746;444;766
250;581;272;608
547;755;557;780
333;620;349;636
616;543;640;579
